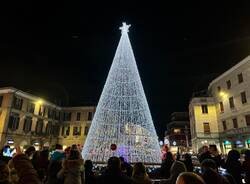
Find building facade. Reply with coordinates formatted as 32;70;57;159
165;112;191;153
0;87;95;150
189;55;250;153
189;97;220;153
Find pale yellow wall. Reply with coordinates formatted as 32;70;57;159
193;105;219;134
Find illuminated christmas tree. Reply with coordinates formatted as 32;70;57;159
82;23;161;164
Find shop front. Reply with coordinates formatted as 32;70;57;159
221;127;250;154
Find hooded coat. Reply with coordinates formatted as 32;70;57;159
160;161;187;184
57;159;84;184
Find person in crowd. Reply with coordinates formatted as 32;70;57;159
12;146;41;184
176;172;206;184
32;149;49;182
84;160;96;184
97;156;133;184
160;152;174;178
182;153;193;172
120;156;133;177
201;159;235;184
57;149;84;184
198;145;211;164
209;145;222;167
24;146;36;159
202;168;230;184
0;160;11;184
132;162;152;184
242;149;250;184
47;144;65;184
225;150;242;184
160;160;187;184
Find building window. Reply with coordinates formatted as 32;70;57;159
217;86;221;92
238;73;243;83
219;102;224;113
39;106;46;116
173;128;181;134
8;113;20;130
55;111;60;121
23;117;32;133
66;126;70;136
48;108;54;119
26;102;35;113
76;112;81;121
245;115;250;126
84;126;89;135
222;121;227;130
203;122;210;134
73;126;82;136
12;96;23;110
241;91;247;104
35;119;44;135
201;105;208;114
229;97;235;109
0;96;3;107
63;112;71;121
232;118;238;128
226;80;231;89
87;112;93;120
46;121;52;135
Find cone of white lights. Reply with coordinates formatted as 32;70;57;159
82;23;161;164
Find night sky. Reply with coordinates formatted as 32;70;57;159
1;1;250;138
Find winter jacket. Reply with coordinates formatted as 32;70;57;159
12;154;41;184
57;159;84;184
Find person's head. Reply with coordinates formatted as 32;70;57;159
202;145;209;153
71;144;78;150
209;145;217;154
170;161;187;178
176;172;206;184
202;168;223;184
201;159;218;172
55;144;63;150
84;160;93;171
184;153;192;161
227;149;240;162
119;156;125;163
166;151;174;161
107;157;121;173
68;149;81;160
25;146;35;157
132;162;147;177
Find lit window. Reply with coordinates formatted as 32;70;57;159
173;129;181;134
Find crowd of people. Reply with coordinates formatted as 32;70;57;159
0;143;249;184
